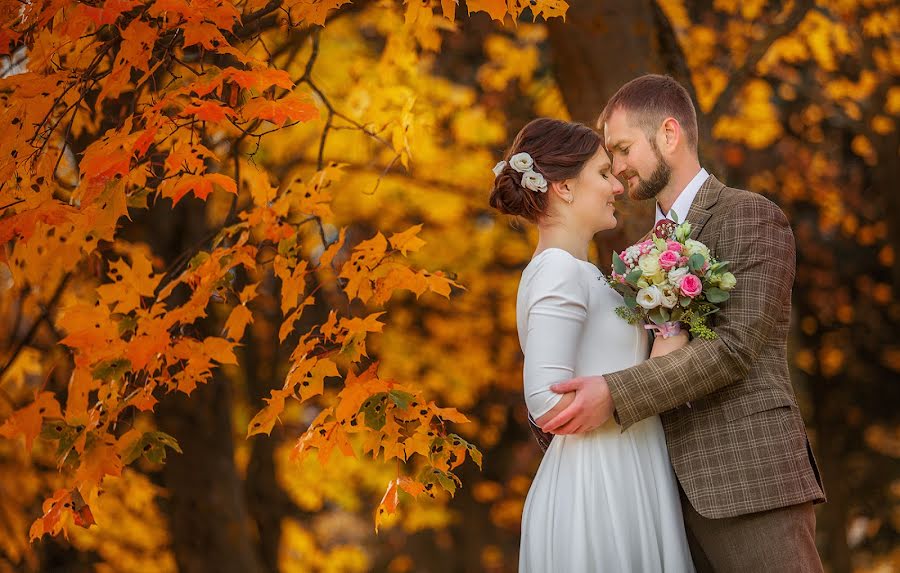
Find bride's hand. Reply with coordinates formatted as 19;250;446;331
649;330;689;358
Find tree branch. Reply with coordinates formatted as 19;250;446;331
707;0;814;120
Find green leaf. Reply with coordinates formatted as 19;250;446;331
680;296;692;307
649;308;666;325
709;260;730;274
91;358;132;382
623;293;637;309
688;254;706;272
388;390;415;409
625;268;643;286
123;431;182;465
670;211;679;224
359;392;388;431
705;288;730;303
612;252;626;275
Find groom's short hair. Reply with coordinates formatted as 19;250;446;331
599;75;699;151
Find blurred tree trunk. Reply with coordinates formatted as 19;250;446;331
545;0;673;256
149;201;265;573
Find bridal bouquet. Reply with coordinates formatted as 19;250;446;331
607;216;736;340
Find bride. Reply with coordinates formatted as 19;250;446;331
490;118;695;572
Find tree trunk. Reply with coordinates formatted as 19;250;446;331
146;200;264;573
545;0;670;258
157;375;264;573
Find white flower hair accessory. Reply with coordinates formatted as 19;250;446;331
491;151;547;193
509;152;534;173
521;170;548;193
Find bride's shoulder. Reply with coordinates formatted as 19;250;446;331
521;248;592;293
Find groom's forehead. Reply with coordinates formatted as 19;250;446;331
604;110;642;148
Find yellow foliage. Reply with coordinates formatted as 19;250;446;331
712;80;783;148
279;518;370;573
68;470;176;573
478;34;540;92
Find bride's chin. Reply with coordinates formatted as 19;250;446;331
597;216;618;233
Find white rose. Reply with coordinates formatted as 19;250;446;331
638;253;661;276
492;161;507;177
637;285;663;309
684;239;710;259
719;272;737;290
509;152;534;173
521;170;548;193
668;266;689;286
660;289;678;309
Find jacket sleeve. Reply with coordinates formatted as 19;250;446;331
606;195;796;430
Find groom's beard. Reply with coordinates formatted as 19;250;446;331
626;142;672;201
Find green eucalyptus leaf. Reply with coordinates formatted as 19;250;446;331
612;252;626;275
705;288;730;303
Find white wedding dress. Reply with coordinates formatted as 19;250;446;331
516;248;694;572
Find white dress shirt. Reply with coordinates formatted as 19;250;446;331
655;168;709;224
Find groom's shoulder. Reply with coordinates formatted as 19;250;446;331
716;185;788;223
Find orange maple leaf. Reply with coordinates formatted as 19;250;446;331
241;96;319;127
0;391;62;452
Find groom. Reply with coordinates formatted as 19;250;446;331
536;75;826;571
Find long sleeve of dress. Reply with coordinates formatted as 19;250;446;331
521;252;589;420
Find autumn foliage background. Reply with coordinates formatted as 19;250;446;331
0;0;898;571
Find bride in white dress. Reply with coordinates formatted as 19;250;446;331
490;118;695;572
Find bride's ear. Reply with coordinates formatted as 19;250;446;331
550;180;574;205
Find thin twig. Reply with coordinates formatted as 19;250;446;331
0;273;71;381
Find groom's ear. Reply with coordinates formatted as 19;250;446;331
659;117;681;153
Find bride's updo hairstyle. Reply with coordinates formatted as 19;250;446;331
489;118;602;223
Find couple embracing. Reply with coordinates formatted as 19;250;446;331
489;75;826;572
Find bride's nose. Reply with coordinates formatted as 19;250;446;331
611;177;624;196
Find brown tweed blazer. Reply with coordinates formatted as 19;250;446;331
529;175;826;519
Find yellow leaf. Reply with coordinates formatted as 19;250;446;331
389;224;426;256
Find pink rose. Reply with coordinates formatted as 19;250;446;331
666;240;682;253
659;250;680;270
679;274;703;298
679;256;689;266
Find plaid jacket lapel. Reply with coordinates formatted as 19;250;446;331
685;175;724;240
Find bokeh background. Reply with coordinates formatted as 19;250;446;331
1;1;898;572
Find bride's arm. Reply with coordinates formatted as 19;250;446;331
522;254;589;427
533;392;575;428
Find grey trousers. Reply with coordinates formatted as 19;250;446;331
679;485;824;572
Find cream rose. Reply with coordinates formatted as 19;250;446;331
509;152;534;173
638;253;661;276
668;266;689;286
660;288;678;309
684;239;710;259
637;285;663;309
719;272;737;290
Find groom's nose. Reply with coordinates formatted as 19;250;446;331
611;155;626;176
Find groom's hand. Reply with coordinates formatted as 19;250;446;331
541;376;615;434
